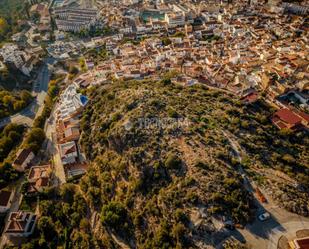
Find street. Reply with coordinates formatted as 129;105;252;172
221;130;309;249
44;103;66;185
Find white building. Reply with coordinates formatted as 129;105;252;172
0;44;27;69
59;141;78;165
54;7;99;32
56;83;88;121
0;44;35;76
165;12;185;27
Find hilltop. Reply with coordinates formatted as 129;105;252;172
79;77;309;248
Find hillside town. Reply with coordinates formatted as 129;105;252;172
0;0;308;248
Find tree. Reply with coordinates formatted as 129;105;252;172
79;218;90;232
101;201;127;230
60;183;76;203
69;66;79;75
13;100;26;111
24;128;46;153
172;223;186;244
2;95;14;107
162;37;172;46
165;154;182;169
0;17;8;38
37;216;57;241
0;162;20;189
3;123;24;136
20;90;33;103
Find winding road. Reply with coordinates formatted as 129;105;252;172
221;130;309;249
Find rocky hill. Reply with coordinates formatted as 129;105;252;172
79;77;309;248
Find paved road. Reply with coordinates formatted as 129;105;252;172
44;103;66;185
267;220;309;249
0;58;54;128
221;130;309;249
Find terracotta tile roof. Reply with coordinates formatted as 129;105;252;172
273;109;302;125
294;109;309;123
6;212;36;234
28;165;51;181
28;177;49;193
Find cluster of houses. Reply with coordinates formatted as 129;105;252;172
9;145;52;193
12;3;52;45
86;0;309;131
0;3;52;77
46;40;85;59
29;3;52;33
0;44;41;77
0;83;89;246
0;161;51;240
54;83;88;179
0;167;51;239
12;148;52;194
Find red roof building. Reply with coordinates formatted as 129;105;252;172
272;108;309;130
289;236;309;249
4;211;37;238
27;165;51;193
240;89;259;104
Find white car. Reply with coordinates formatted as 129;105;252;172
258;212;270;221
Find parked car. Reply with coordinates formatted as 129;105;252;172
258;212;270;221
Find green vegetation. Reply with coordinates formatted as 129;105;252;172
218;99;309;216
101;201;132;236
79;78;259;247
76;26;115;38
0;18;9;39
10;184;117;249
79;58;87;73
0;0;25;18
203;34;221;42
0;0;29;42
0;90;33;118
23;127;45;154
0;65;31;91
161;37;172;46
172;31;185;38
0;123;24;189
0;162;20;189
164;154;182;169
223;238;249;249
0;123;25;162
84;47;109;65
33;77;61;129
77;76;309;246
